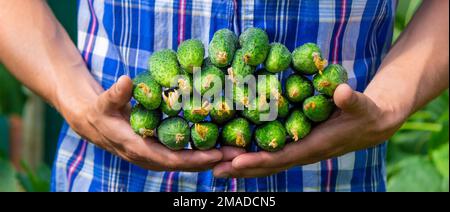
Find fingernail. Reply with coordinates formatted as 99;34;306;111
231;159;244;169
115;77;124;93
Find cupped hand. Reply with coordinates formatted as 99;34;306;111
213;84;404;178
63;75;222;172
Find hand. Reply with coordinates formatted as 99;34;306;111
60;75;222;172
213;84;405;178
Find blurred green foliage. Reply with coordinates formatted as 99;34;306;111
387;91;449;192
0;64;27;116
0;159;50;192
16;161;51;192
387;0;449;192
393;0;423;41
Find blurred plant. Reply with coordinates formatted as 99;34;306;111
0;159;20;192
0;157;50;192
387;0;449;192
16;161;51;192
393;0;422;41
387;91;449;192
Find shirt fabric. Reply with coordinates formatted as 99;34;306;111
51;0;396;192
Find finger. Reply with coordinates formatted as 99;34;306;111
102;117;223;168
97;75;133;113
231;147;292;169
110;133;222;171
213;162;281;178
94;114;141;148
220;146;247;161
96;110;223;171
121;102;132;119
171;148;223;169
232;127;339;170
132;140;223;171
213;162;234;178
334;84;369;113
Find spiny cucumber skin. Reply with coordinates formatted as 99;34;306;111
255;121;287;152
161;89;181;117
292;43;324;75
221;118;252;148
285;74;314;103
148;49;182;88
303;95;335;122
239;28;270;66
130;104;161;137
191;122;219;150
161;100;180;117
177;70;194;95
132;73;162;110
241;95;289;123
265;43;292;73
233;85;256;108
241;96;269;125
210;97;236;125
256;69;282;100
208;29;238;68
177;39;205;73
183;99;210;123
313;64;348;97
277;95;290;119
285;109;311;142
157;117;190;151
195;65;225;96
241;107;266;125
229;49;256;84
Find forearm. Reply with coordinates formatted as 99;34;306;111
0;0;102;119
365;0;449;125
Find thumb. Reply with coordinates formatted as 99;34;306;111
97;75;133;112
334;84;368;113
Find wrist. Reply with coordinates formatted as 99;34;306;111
364;80;412;140
52;64;104;128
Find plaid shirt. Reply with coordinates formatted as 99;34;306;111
51;0;396;192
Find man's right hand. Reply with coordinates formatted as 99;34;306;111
1;0;225;172
64;75;224;172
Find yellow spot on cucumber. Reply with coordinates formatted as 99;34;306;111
269;139;278;149
312;52;327;74
236;133;246;147
195;123;208;140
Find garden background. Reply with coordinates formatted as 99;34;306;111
0;0;448;192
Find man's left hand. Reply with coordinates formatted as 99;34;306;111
213;84;404;178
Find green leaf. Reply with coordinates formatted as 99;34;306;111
422;90;449;120
431;142;449;178
0;159;19;192
16;161;51;192
428;112;449;153
386;142;420;167
393;27;402;43
388;156;443;192
408;111;435;121
400;122;442;132
396;0;422;27
389;130;429;155
394;0;422;43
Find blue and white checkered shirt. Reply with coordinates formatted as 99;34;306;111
51;0;396;192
